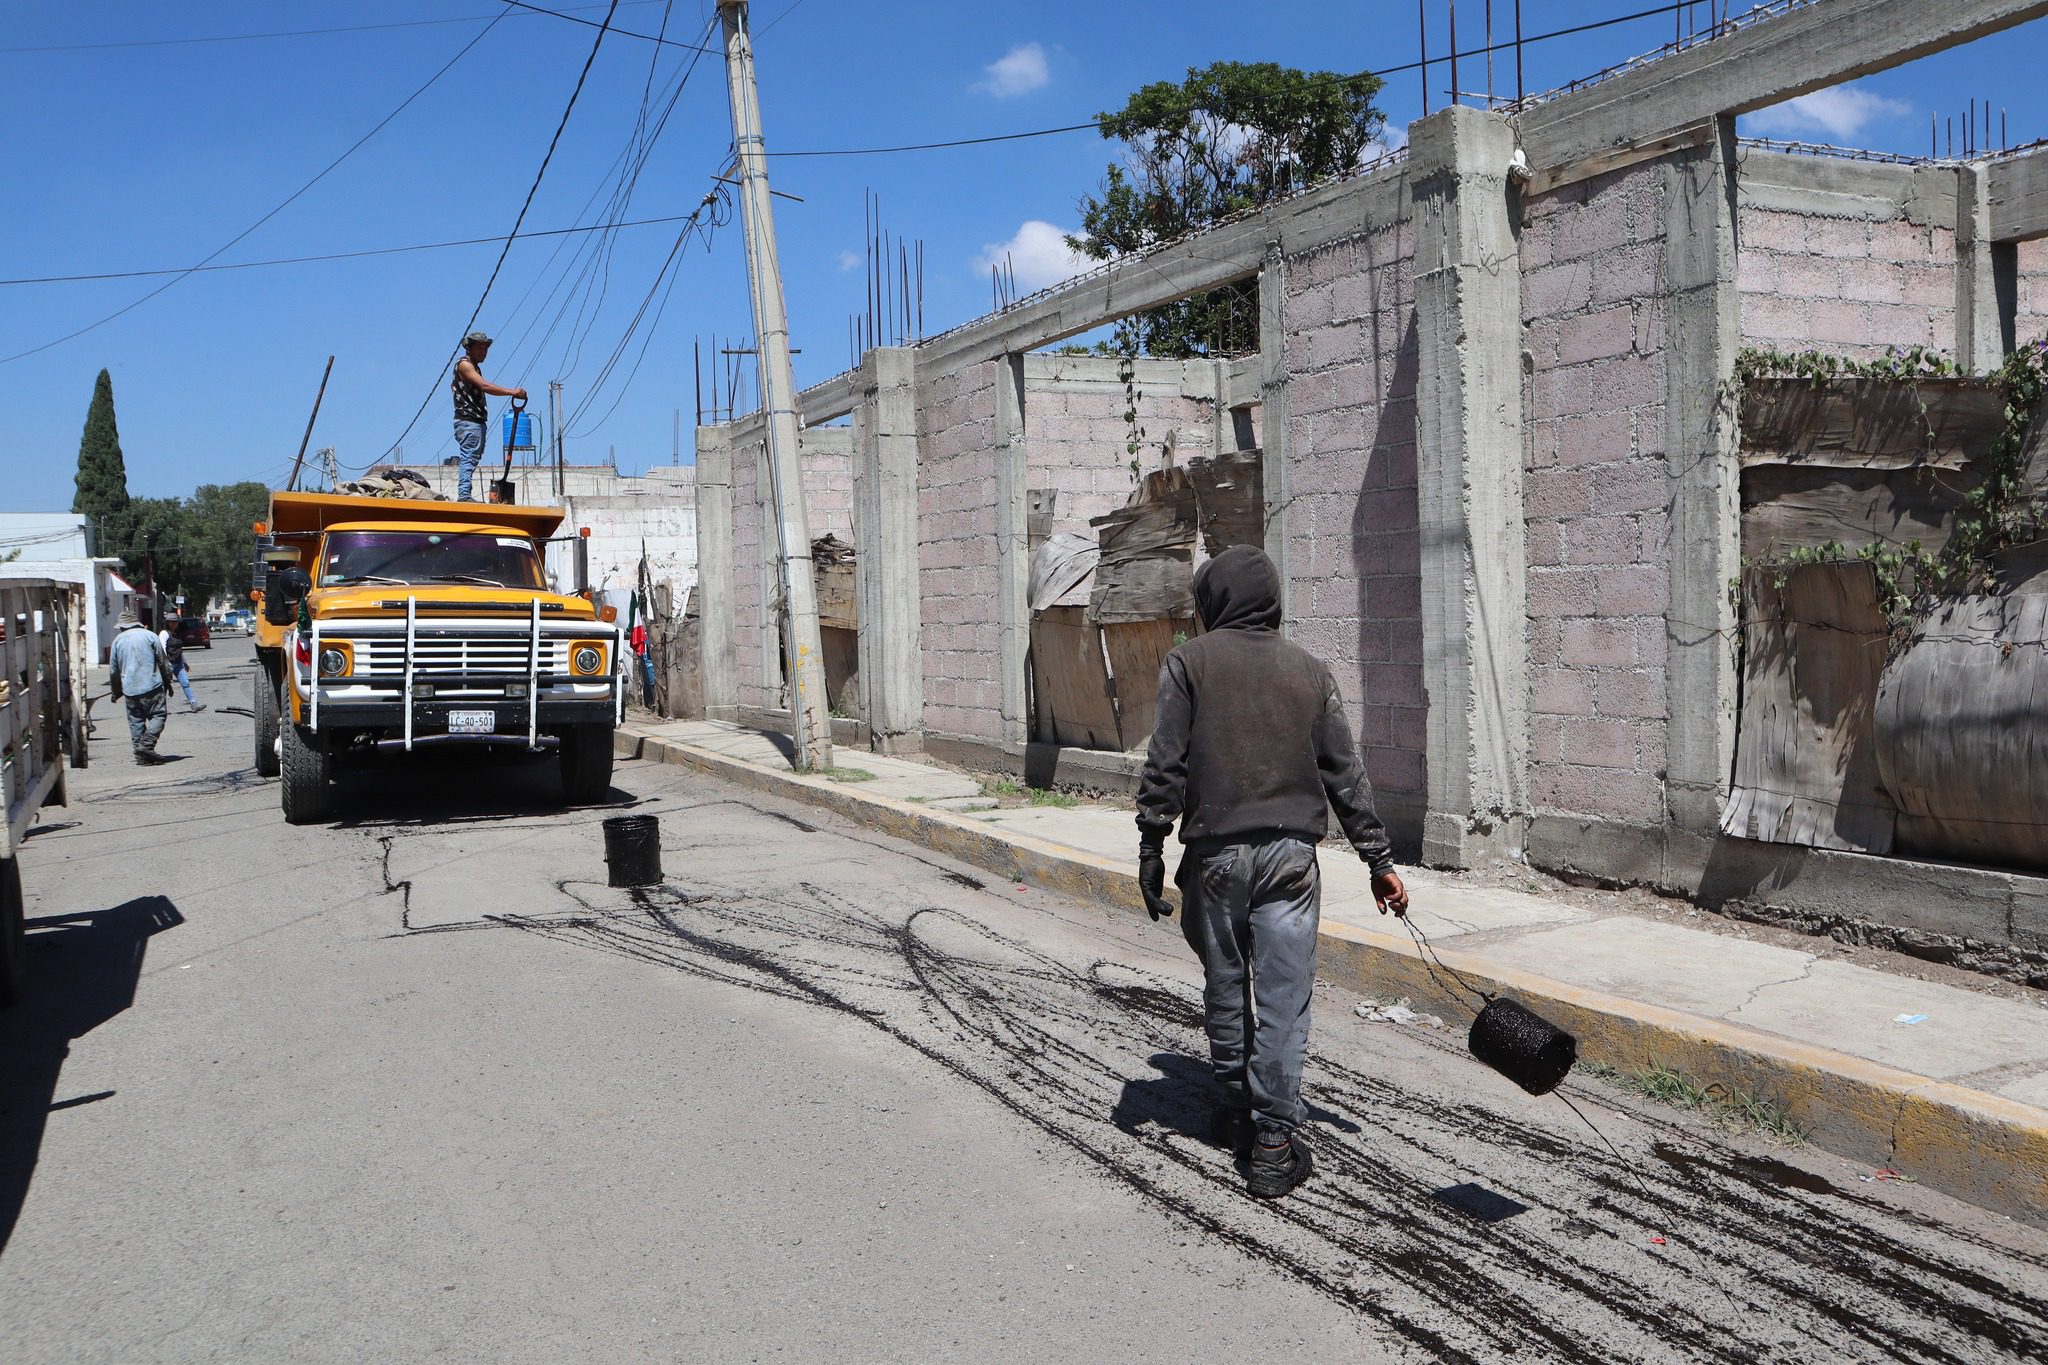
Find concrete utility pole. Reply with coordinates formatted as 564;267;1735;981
717;0;832;770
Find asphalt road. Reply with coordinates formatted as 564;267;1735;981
3;653;2045;1363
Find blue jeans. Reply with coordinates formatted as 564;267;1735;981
173;659;196;705
454;419;487;501
1178;836;1322;1139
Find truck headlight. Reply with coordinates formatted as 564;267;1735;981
318;646;350;677
572;645;605;676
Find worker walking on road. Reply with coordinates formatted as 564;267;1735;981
158;623;206;713
1135;545;1409;1200
451;331;526;503
109;610;176;765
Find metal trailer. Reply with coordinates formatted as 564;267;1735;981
0;578;88;1008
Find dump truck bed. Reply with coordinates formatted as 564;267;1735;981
267;491;566;541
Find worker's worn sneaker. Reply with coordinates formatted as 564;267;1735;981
187;703;207;713
134;750;162;765
1212;1105;1253;1158
1246;1131;1314;1199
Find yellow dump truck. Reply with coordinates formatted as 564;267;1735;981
249;492;622;824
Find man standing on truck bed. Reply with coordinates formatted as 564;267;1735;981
452;331;526;503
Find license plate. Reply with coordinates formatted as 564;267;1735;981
447;710;496;735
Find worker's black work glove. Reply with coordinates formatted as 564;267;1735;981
1138;851;1173;921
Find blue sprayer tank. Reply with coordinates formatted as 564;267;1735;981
501;410;536;451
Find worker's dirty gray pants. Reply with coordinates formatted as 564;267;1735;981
1177;835;1320;1140
125;686;168;755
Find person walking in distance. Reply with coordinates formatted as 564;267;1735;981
108;609;176;764
1135;545;1409;1199
451;331;526;503
158;621;206;713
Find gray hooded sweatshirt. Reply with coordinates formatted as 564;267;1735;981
1134;546;1394;874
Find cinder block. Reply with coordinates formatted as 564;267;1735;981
1562;716;1639;770
1591;354;1665;410
1525;466;1594;519
1591;243;1663;307
1556;409;1632;467
1560;617;1636;666
1560;305;1636;364
1595;669;1666;720
1839;258;1907;305
1590;459;1667;513
1524;260;1592;317
1742;294;1809;343
1775;253;1842;300
1531;669;1597;716
1527;565;1597;618
1564;514;1641;566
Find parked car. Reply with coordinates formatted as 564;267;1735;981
170;616;211;649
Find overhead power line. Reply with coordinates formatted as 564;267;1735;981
379;0;629;462
0;11;512;365
0;212;721;286
493;0;716;52
764;0;1699;158
0;1;663;53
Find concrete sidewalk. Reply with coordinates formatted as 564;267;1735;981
618;717;2048;1226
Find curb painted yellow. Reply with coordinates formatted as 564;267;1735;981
619;724;2048;1227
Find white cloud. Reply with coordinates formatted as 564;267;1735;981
975;221;1092;292
974;42;1049;98
1747;83;1910;142
836;249;860;272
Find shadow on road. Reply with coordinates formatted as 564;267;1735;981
0;896;183;1256
327;748;645;830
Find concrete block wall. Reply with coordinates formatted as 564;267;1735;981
914;358;1003;740
726;431;853;714
1282;222;1426;804
1521;160;1675;828
1021;355;1218;537
1739;219;1956;356
2018;237;2048;346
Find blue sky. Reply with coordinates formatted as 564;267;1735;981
5;1;2044;512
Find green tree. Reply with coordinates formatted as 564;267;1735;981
71;368;132;555
182;482;272;610
124;496;194;611
1069;62;1385;357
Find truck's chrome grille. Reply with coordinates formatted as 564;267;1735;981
344;637;572;678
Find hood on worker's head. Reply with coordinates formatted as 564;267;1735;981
1192;545;1282;633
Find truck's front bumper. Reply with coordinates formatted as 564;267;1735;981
304;692;615;736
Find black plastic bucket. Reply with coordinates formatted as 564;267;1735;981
603;814;662;887
1467;997;1578;1096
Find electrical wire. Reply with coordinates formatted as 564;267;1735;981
0;11;512;366
377;1;624;465
0;2;662;53
0;211;728;286
495;0;716;52
763;0;1703;157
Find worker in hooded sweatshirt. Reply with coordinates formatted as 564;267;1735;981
1135;544;1409;1199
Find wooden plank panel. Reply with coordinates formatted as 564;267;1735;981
1739;378;2005;469
1189;449;1264;555
1877;593;2048;871
1723;562;1896;854
1089;490;1197;625
1101;618;1180;751
1028;606;1120;750
1740;463;1975;560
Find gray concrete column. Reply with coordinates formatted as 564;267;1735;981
1956;162;2018;372
1410;104;1529;869
1661;118;1742;863
1258;244;1293;631
694;424;739;720
993;354;1029;744
853;347;925;752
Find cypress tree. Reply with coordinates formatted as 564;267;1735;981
71;368;131;555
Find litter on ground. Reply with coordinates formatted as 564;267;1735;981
1355;997;1444;1029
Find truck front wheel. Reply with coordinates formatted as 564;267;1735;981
254;669;281;777
560;724;615;805
280;720;333;824
0;856;25;1010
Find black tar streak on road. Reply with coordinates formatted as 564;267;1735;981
373;801;2048;1364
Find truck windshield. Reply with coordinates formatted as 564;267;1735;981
320;531;544;589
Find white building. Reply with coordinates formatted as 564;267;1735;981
0;513;135;663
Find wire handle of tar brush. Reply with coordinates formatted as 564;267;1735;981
1400;912;1496;1016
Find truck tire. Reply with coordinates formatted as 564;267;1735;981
280;720;332;825
254;670;281;777
560;723;615;805
0;856;25;1010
